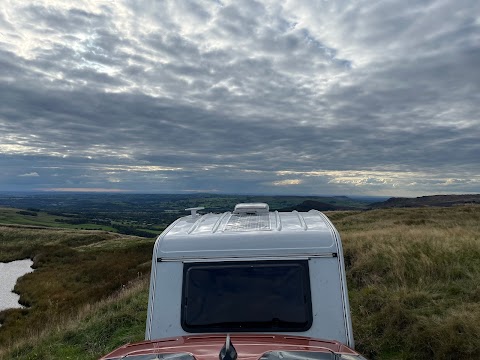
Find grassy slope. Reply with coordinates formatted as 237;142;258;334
2;278;149;360
1;206;480;359
329;206;480;359
0;207;165;237
0;225;154;352
0;207;115;231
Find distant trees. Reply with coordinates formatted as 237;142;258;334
16;210;38;216
110;224;156;238
46;211;77;217
55;217;112;225
54;218;156;238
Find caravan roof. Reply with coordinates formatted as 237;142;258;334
155;204;340;260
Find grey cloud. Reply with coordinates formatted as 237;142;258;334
0;0;479;195
0;11;14;31
145;33;201;61
175;0;212;23
22;5;108;34
215;2;263;39
0;49;29;80
1;74;478;174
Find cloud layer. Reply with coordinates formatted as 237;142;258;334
1;0;479;195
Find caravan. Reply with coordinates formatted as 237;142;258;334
145;203;354;347
101;203;364;360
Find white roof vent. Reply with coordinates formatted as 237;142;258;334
185;207;204;218
233;203;269;215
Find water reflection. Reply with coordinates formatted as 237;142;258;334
0;259;34;312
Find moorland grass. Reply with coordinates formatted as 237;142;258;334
1;206;479;359
0;208;115;232
330;206;480;359
0;226;154;349
1;277;149;360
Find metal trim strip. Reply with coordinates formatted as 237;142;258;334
157;253;337;263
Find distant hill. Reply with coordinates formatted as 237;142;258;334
278;199;354;212
369;194;480;208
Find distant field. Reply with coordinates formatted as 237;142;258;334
0;193;371;212
1;205;479;360
0;207;161;237
0;207;116;231
0;193;374;238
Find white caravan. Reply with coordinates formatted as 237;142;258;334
145;203;354;348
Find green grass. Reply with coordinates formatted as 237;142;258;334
1;206;479;359
328;206;480;359
0;225;154;350
0;207;115;232
2;278;149;360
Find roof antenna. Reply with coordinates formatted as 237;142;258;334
185;207;205;219
219;334;237;360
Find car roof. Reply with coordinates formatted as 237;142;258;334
100;334;360;360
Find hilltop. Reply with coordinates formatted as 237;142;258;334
369;194;480;208
278;199;356;211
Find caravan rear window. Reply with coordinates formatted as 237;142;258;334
181;260;312;332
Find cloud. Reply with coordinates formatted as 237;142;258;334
18;172;39;177
39;188;130;192
0;0;479;195
272;179;303;186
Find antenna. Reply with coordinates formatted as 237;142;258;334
219;334;237;360
185;207;205;218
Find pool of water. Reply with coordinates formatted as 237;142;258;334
0;259;34;312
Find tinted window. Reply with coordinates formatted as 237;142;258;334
181;260;312;332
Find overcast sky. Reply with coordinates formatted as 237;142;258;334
0;0;479;196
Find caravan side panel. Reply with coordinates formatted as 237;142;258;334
146;261;184;340
300;257;350;346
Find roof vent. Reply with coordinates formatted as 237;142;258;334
233;203;269;215
185;207;204;218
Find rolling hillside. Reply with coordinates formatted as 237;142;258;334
1;205;480;359
369;194;480;208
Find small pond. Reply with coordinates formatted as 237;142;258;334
0;259;34;312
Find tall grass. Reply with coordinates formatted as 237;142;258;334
0;277;149;360
329;206;480;359
0;226;154;349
